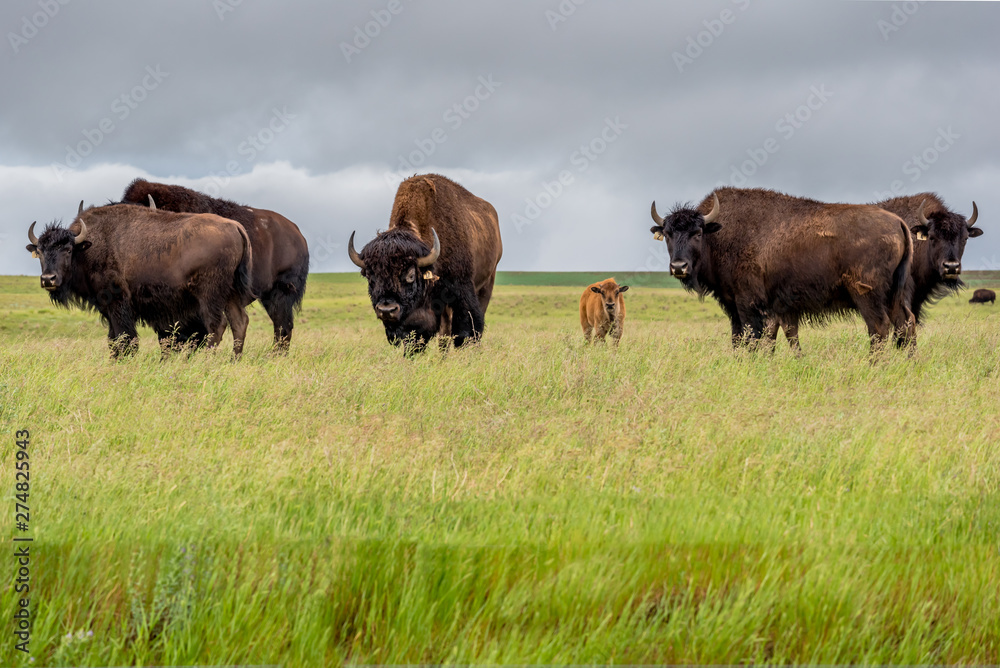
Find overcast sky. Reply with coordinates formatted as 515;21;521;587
2;0;998;275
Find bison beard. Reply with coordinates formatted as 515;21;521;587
120;178;309;352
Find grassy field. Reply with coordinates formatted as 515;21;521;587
2;271;1000;666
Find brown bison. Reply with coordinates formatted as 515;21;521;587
348;174;502;354
649;187;913;351
26;202;254;358
580;278;629;345
769;194;983;349
970;288;995;304
120;179;309;351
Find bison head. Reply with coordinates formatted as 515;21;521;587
25;214;90;299
348;227;441;345
590;280;628;318
650;193;721;286
911;200;982;282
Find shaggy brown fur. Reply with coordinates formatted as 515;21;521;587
352;174;502;353
580;278;628;345
26;203;254;358
970;288;995;304
121;179;309;351
649;187;913;352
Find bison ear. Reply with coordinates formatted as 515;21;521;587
968;227;984;238
703;222;722;234
650;226;665;241
590;286;602;294
617;285;629;294
75;240;92;252
911;224;929;241
26;244;38;257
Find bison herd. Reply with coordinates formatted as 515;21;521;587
24;173;989;358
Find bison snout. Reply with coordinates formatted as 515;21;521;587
942;261;961;278
670;260;690;278
40;274;59;290
375;300;402;322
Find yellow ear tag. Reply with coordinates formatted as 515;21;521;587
423;271;435;280
31;251;39;258
915;231;928;241
653;232;664;241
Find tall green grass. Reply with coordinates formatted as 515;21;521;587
1;273;999;665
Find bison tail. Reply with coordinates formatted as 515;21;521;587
235;226;257;306
890;217;915;340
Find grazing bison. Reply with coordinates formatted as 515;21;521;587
25;202;254;358
348;174;502;354
649;187;913;351
769;194;983;349
580;278;629;345
121;179;309;351
970;288;996;304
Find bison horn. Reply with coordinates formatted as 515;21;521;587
77;200;84;216
650;201;665;225
918;199;930;226
347;231;365;269
417;229;441;268
703;193;721;224
967;201;978;228
148;195;157;210
73;219;88;245
28;221;39;245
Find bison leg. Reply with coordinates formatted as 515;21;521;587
735;303;766;349
261;288;296;353
438;306;453;353
226;302;250;359
449;286;485;348
107;321;139;358
582;323;593;345
477;273;496;315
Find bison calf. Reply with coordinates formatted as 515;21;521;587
580;278;629;345
969;288;996;304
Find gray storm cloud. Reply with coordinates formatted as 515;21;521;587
2;0;999;276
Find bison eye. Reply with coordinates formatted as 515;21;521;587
404;267;416;283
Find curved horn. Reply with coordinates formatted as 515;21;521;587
650;201;664;225
73;219;88;245
703;193;721;224
77;200;84;217
347;231;365;269
416;229;440;268
28;222;39;245
148;195;157;210
918;199;930;226
967;201;978;228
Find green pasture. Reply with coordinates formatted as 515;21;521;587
1;272;999;665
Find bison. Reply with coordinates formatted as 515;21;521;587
580;278;629;345
649;187;913;352
348;174;502;354
120;179;309;351
768;194;983;349
970;288;995;304
25;202;255;358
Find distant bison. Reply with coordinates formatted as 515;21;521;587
649;187;914;351
348;174;502;354
26;202;254;358
580;278;629;345
969;288;995;304
121;179;309;351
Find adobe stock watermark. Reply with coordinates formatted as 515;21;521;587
545;0;587;31
50;65;170;181
8;0;71;54
213;0;244;21
382;75;501;187
511;117;628;233
723;84;833;187
341;0;415;64
872;126;960;200
199;107;297;198
877;1;927;41
673;0;752;73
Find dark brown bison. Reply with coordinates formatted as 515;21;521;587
348;174;502;354
970;288;995;304
580;278;629;345
649;187;913;351
120;179;309;351
25;202;254;358
769;194;983;349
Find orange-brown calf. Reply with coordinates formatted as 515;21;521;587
580;278;629;345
